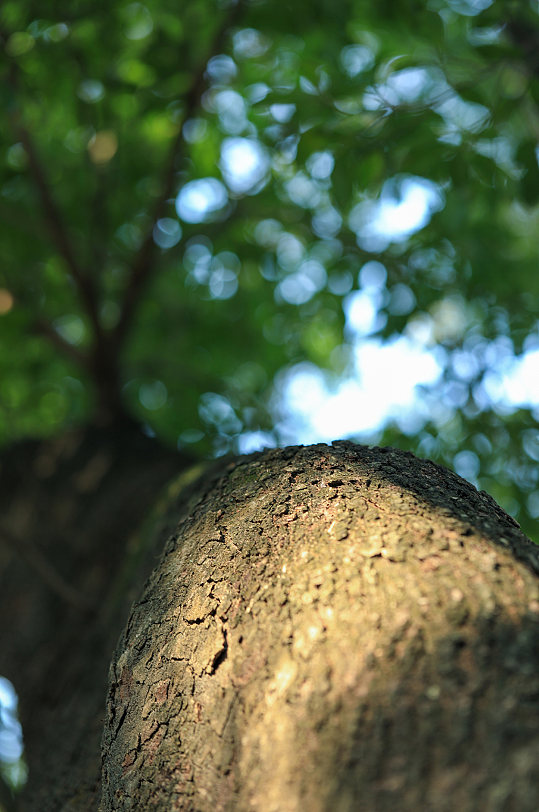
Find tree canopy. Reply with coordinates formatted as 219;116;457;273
1;0;539;538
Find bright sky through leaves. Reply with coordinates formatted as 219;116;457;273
175;179;228;222
270;180;539;451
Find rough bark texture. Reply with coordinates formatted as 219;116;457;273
101;442;539;812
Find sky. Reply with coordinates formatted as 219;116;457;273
174;146;539;458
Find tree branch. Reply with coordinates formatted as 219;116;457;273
32;317;91;369
1;31;131;421
0;27;103;342
114;0;245;348
11;114;125;419
14;120;103;336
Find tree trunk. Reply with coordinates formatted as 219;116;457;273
101;442;539;812
0;423;189;811
2;439;538;810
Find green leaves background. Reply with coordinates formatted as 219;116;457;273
1;0;539;538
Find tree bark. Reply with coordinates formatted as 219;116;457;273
98;442;539;812
0;423;190;811
1;438;538;810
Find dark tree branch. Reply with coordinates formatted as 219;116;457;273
16;114;127;420
113;0;245;348
1;30;130;421
11;115;126;419
13;120;102;336
32;317;91;369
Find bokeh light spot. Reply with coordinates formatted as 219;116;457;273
124;3;153;40
88;131;118;164
6;32;35;57
0;289;14;315
220;138;269;194
139;380;168;411
78;79;105;104
339;44;375;77
153;218;182;249
175;178;228;223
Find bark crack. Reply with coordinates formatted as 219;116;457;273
209;626;228;675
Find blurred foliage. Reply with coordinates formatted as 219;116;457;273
0;0;539;539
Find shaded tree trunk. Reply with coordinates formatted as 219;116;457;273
0;423;190;811
2;439;539;810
